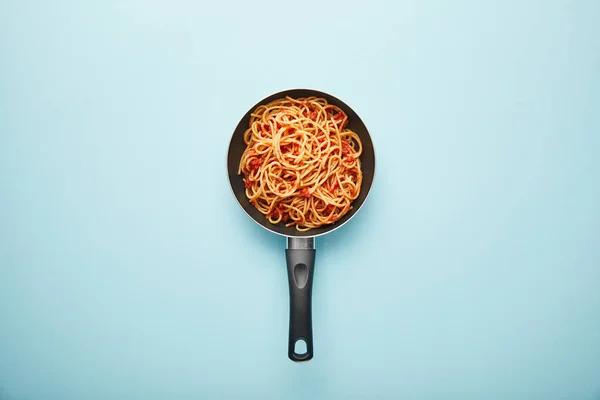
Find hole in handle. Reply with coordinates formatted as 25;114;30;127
294;339;308;355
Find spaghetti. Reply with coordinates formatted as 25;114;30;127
238;96;363;231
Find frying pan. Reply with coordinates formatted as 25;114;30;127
227;88;376;362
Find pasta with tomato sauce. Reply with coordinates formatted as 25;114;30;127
238;96;363;232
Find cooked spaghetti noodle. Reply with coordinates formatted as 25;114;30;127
238;96;363;231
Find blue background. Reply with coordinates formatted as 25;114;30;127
1;1;599;399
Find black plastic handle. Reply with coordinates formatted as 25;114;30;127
286;248;316;362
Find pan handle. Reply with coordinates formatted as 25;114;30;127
286;237;316;362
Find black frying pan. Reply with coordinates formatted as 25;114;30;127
227;88;376;362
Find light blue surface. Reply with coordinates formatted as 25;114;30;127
1;1;599;399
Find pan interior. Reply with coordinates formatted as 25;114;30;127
227;88;375;238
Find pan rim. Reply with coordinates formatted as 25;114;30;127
226;87;376;239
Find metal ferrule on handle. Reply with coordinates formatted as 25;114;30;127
287;237;315;250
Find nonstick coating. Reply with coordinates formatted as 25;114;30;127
227;88;375;238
